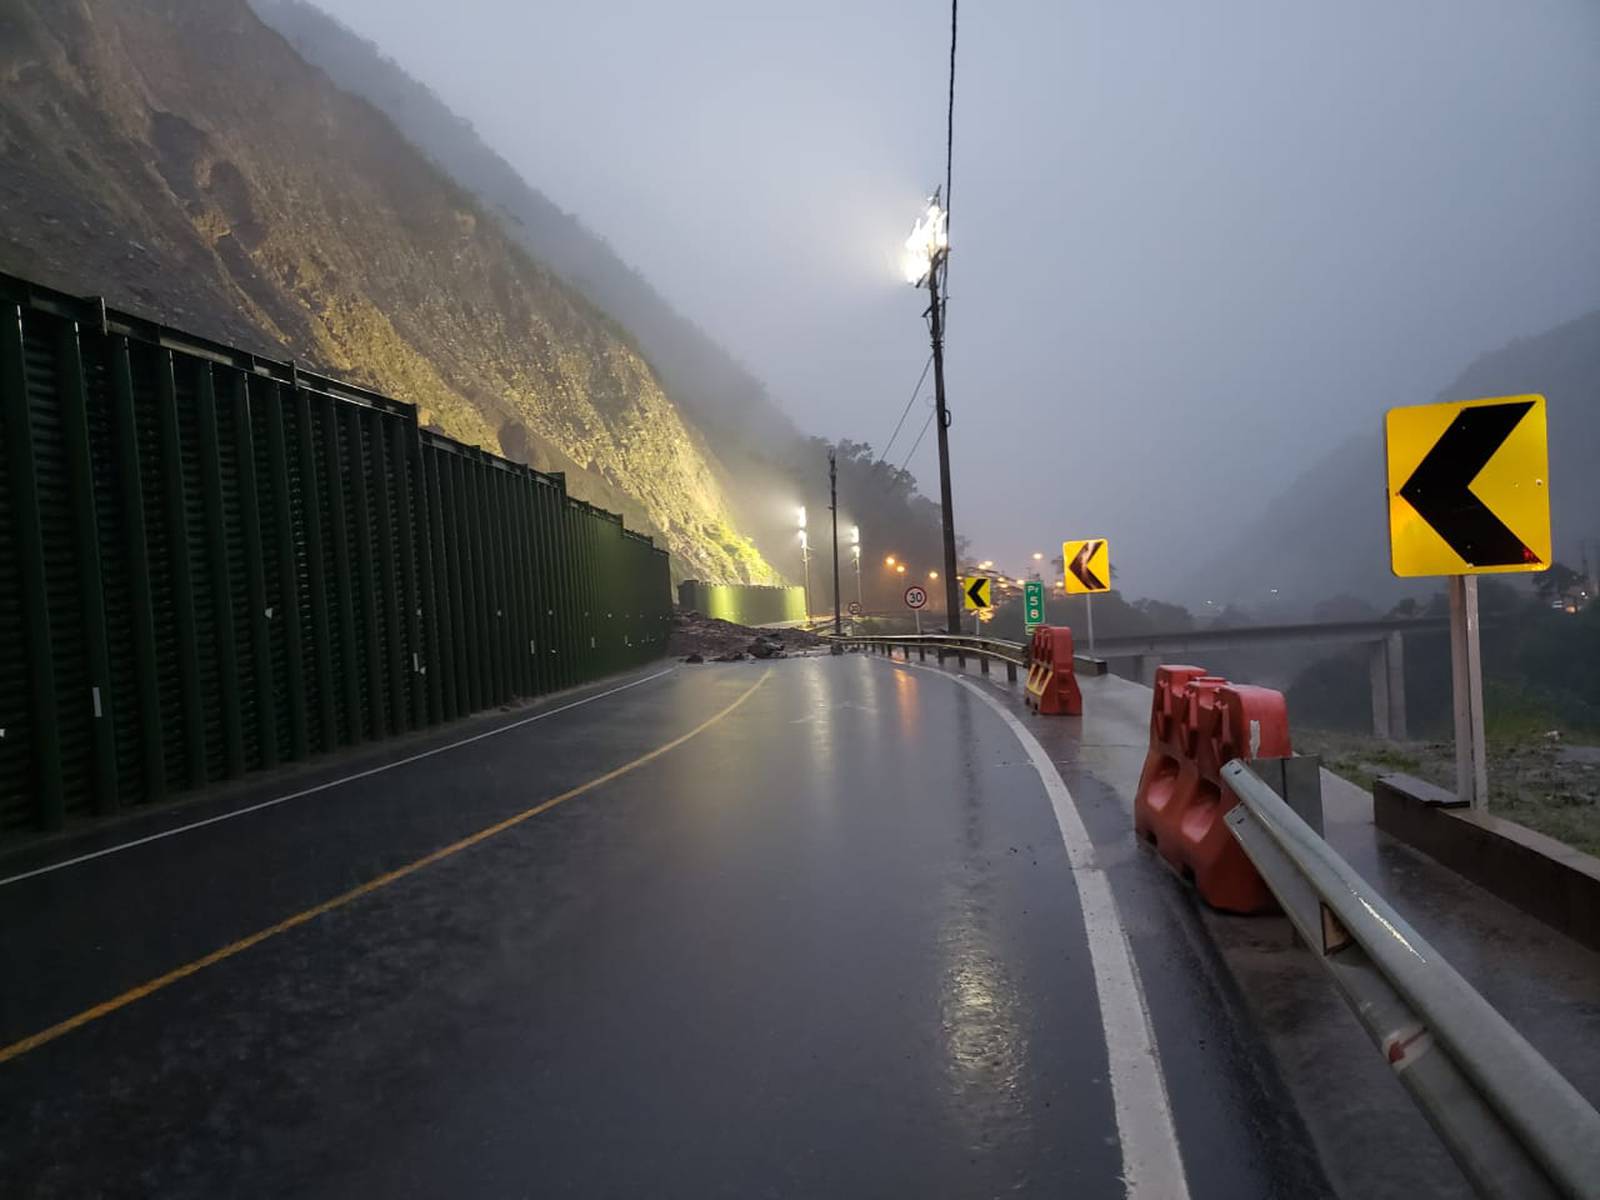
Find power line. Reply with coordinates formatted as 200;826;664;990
899;406;936;472
880;353;932;463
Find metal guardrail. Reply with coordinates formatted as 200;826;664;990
1222;759;1600;1200
830;632;1108;680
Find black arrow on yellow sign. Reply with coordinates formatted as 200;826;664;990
1399;401;1540;568
965;577;990;609
1068;540;1107;591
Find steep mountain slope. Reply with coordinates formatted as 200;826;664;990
1180;310;1600;610
250;0;798;458
252;0;954;595
0;0;779;584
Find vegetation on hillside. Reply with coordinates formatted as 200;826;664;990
1288;580;1600;740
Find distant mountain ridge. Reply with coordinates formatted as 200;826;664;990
1178;309;1600;611
0;0;779;584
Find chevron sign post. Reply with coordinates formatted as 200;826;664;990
1061;538;1110;654
1385;394;1551;809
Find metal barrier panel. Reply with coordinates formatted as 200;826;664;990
0;271;674;838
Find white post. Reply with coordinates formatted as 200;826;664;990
800;547;812;622
1085;593;1096;655
914;608;922;635
1448;575;1489;808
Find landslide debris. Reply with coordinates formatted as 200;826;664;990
669;611;824;662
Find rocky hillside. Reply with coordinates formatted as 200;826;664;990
0;0;779;585
250;0;798;460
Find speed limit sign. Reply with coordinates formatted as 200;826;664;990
904;585;928;610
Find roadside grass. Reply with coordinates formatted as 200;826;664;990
1296;727;1600;858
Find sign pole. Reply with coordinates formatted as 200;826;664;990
1447;575;1489;808
915;608;922;635
1384;393;1551;812
1085;593;1096;655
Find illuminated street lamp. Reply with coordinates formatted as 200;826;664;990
797;506;812;621
850;525;862;614
896;564;907;574
885;555;897;567
928;570;939;580
903;191;960;635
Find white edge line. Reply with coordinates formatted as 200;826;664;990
886;657;1190;1200
0;667;678;890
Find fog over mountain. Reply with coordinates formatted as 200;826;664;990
297;0;1600;603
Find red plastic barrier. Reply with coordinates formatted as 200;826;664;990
1024;626;1082;715
1133;667;1293;914
1133;666;1209;855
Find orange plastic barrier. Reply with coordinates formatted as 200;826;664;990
1024;626;1082;715
1133;666;1292;913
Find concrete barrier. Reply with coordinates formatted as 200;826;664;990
1375;773;1600;953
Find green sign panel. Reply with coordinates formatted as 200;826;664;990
1024;579;1045;631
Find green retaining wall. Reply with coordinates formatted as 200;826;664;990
0;271;673;836
678;580;807;626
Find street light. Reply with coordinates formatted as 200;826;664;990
797;506;811;621
885;555;896;567
929;570;939;580
903;191;960;636
850;525;862;615
896;564;907;574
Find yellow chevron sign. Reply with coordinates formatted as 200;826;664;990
1061;538;1110;594
1385;396;1550;577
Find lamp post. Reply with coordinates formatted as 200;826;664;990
798;506;811;622
850;525;862;617
902;192;961;635
829;449;842;638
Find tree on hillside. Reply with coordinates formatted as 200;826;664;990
1534;562;1583;604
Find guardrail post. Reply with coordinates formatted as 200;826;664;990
1006;661;1016;683
918;644;926;661
980;655;989;675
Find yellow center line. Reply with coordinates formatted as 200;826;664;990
0;668;772;1067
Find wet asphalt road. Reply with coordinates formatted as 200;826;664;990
0;655;1324;1198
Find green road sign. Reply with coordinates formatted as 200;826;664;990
1024;579;1045;631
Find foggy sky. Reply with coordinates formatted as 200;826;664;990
309;0;1600;599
